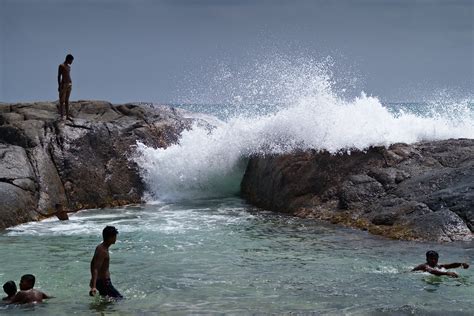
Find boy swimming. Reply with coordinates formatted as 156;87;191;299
412;250;469;278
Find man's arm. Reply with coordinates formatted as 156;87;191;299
424;266;458;277
90;247;105;295
412;264;458;277
439;262;469;269
57;65;63;91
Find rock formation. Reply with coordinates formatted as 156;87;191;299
241;139;474;241
0;101;193;229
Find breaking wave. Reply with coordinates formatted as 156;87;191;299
134;57;474;200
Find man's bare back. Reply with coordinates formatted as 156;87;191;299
9;289;49;305
7;274;51;305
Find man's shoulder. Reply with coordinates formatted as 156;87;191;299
33;289;48;298
95;243;108;254
413;263;428;271
31;289;44;294
14;290;28;298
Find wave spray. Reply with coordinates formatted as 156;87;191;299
135;57;474;201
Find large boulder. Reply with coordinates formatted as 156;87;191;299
0;101;193;229
241;139;474;242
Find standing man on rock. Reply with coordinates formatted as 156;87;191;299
57;54;74;120
89;226;123;299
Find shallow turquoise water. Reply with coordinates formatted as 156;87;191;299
1;198;473;315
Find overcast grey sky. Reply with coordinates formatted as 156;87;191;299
1;0;473;103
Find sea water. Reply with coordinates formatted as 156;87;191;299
1;201;473;315
1;59;473;314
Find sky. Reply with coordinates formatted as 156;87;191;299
0;0;473;103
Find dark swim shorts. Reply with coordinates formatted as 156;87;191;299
96;278;123;299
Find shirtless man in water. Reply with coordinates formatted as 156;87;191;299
412;250;469;278
8;275;51;304
57;54;74;120
90;226;123;299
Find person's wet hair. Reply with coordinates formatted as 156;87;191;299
426;250;439;259
102;226;119;241
65;54;74;62
21;274;35;287
3;281;16;296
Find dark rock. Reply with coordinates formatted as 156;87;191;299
0;145;35;179
0;126;35;148
241;139;474;241
1;112;24;123
12;178;36;192
425;181;474;231
0;101;194;229
0;182;37;229
55;211;69;221
339;175;385;207
371;212;398;226
406;210;471;242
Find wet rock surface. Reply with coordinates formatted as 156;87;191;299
0;101;194;229
241;140;474;241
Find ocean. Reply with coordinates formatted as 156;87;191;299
1;97;473;314
1;63;474;314
1;199;473;315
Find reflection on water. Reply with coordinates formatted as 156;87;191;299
0;198;473;315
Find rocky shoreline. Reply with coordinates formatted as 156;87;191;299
0;101;194;229
1;101;472;242
241;139;474;242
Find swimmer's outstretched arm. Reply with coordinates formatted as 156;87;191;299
412;264;458;277
439;262;469;269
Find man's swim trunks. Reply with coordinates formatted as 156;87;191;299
96;278;123;299
59;83;72;104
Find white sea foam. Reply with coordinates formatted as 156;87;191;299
135;58;474;201
5;202;250;236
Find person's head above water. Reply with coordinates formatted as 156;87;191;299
19;274;35;291
426;250;439;267
3;281;17;297
102;226;118;244
65;54;74;64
